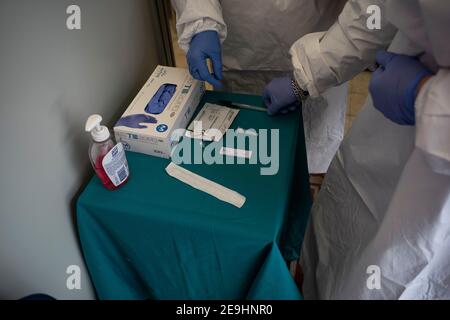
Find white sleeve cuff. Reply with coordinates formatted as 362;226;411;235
176;18;227;53
290;32;338;98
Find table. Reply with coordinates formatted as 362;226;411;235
76;91;312;300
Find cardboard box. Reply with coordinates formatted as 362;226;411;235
114;66;205;158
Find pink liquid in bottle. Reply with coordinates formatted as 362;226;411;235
89;139;128;191
86;114;129;191
94;154;120;190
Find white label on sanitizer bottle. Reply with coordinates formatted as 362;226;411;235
102;142;129;187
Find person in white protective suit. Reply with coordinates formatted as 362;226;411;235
293;0;450;299
171;0;348;174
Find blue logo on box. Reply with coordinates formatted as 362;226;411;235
122;142;131;151
156;124;168;133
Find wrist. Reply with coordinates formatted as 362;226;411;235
416;76;432;97
405;71;432;125
291;77;309;104
406;71;432;108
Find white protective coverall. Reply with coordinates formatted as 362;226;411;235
171;0;347;173
294;0;450;299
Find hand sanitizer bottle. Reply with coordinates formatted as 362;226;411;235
85;114;130;190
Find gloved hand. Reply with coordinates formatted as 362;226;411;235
187;31;223;88
369;50;433;125
116;114;157;129
262;76;299;116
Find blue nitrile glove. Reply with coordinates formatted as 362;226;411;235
262;76;299;116
116;114;157;129
369;50;433;125
187;30;223;88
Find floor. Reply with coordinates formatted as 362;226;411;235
346;72;371;132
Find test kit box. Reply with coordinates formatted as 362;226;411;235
114;66;205;159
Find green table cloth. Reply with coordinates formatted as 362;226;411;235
77;91;312;300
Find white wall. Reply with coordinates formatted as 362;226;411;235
0;0;164;299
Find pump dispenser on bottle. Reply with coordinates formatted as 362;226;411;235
85;114;130;190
